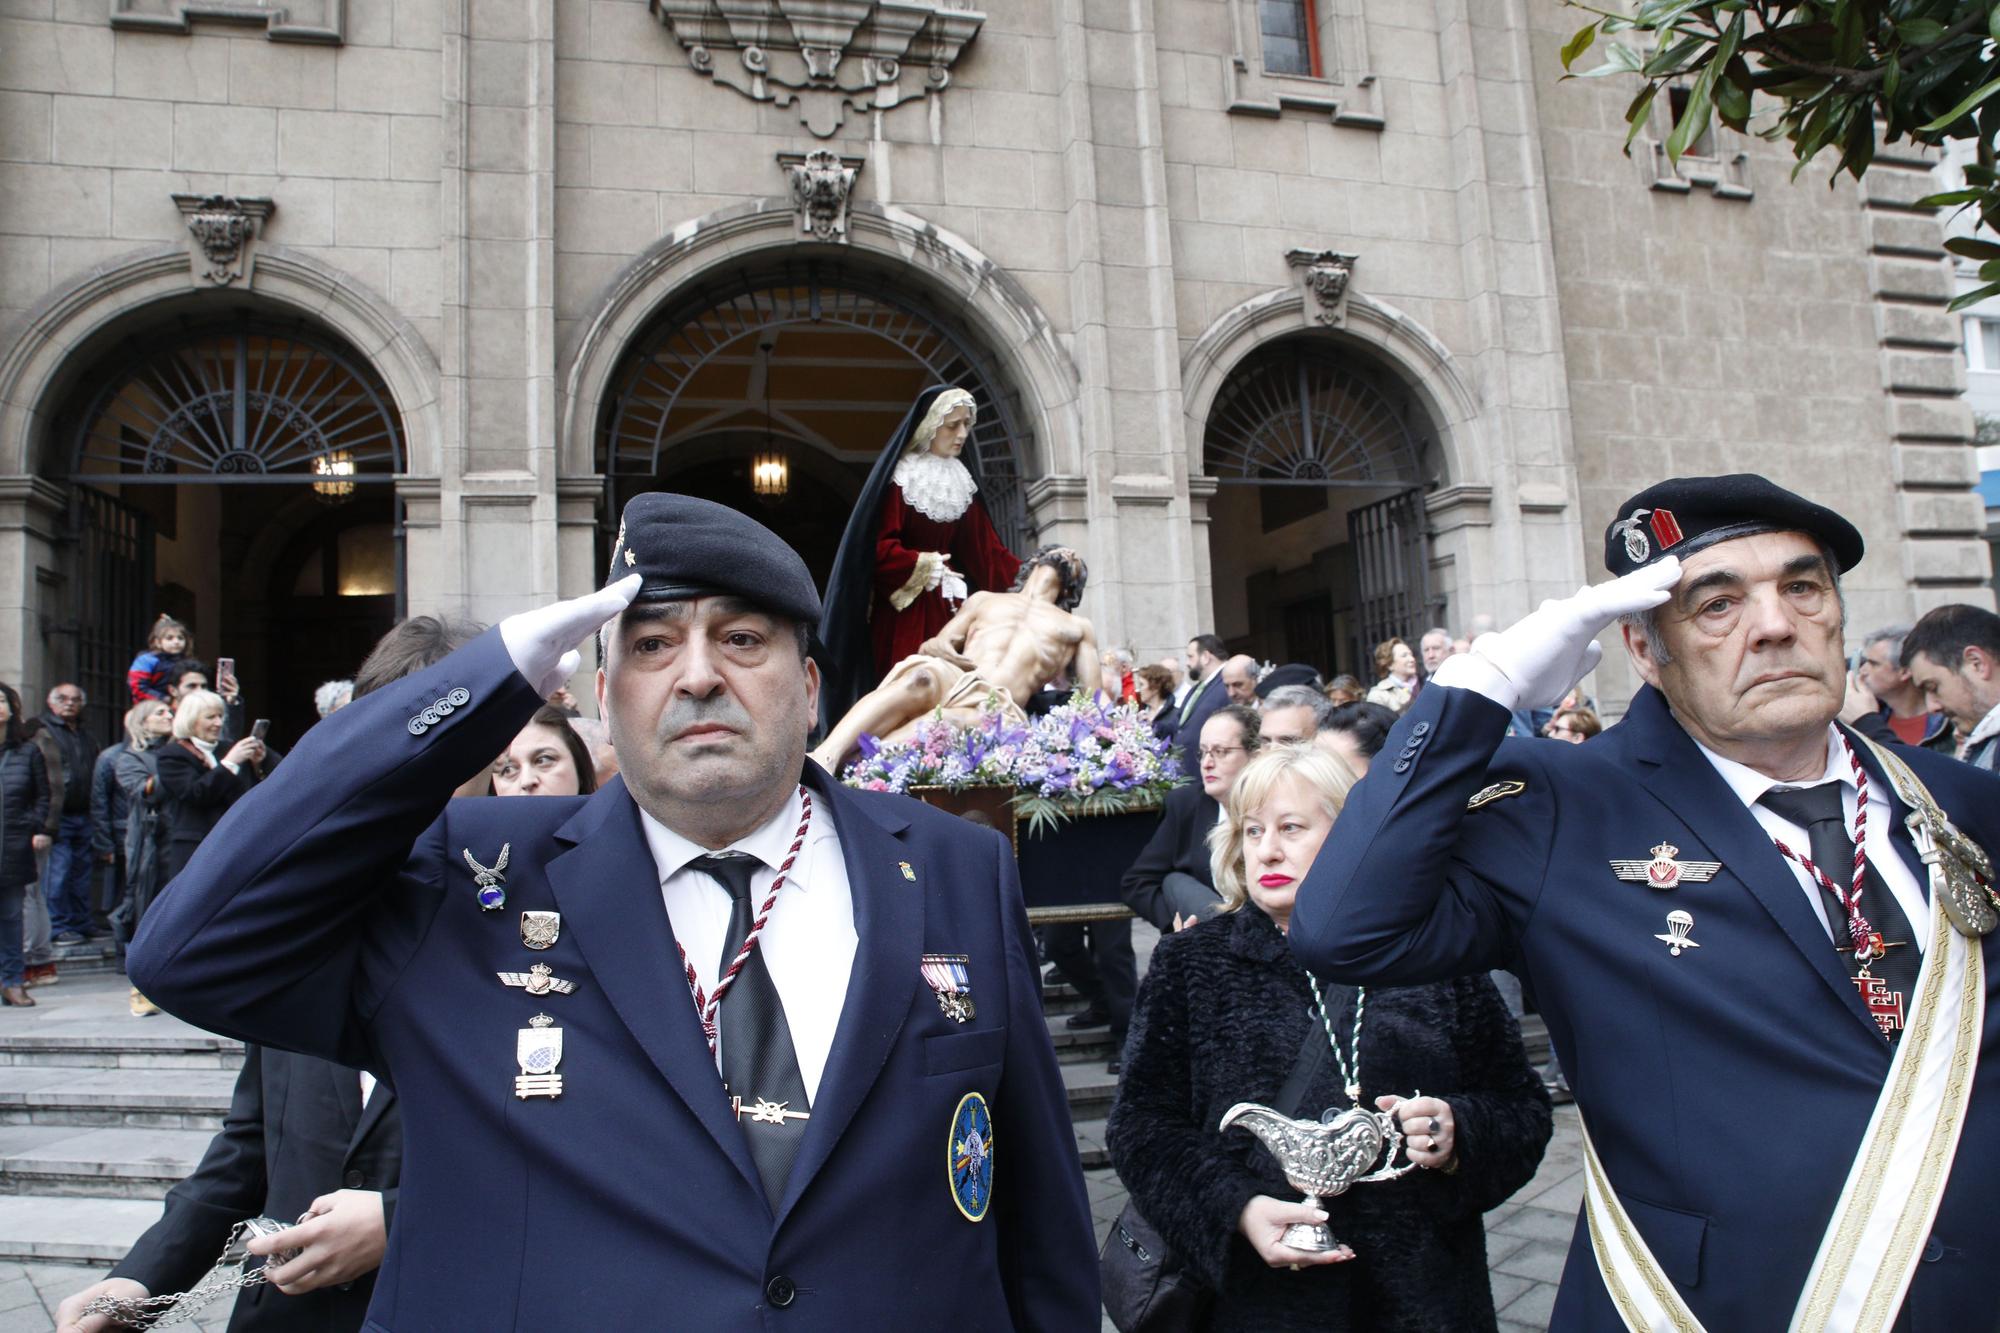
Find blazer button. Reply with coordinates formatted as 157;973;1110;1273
1393;759;1411;774
343;1169;365;1188
1412;721;1431;736
406;717;427;736
1922;1234;1944;1263
766;1275;796;1307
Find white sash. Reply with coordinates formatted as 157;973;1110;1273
1582;752;1986;1333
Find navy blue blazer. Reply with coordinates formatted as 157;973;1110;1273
1289;683;2000;1333
1171;674;1227;763
130;628;1097;1331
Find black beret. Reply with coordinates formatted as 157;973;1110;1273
1603;475;1864;578
606;492;822;625
1255;663;1323;698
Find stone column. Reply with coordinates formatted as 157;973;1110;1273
1433;0;1587;625
0;479;67;691
1050;0;1201;656
1862;148;1995;611
438;0;564;631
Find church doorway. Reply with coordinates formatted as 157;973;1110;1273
47;315;404;747
1202;333;1445;678
597;262;1036;590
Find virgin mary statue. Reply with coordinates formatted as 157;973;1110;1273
818;385;1022;731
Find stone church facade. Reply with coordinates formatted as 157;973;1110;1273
0;0;1986;736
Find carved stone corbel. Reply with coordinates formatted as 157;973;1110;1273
172;194;276;287
1286;248;1358;327
778;150;863;242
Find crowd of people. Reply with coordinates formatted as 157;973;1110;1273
21;473;2000;1332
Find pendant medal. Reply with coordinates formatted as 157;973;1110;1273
921;953;976;1023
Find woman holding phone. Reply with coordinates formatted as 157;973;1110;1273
154;689;279;883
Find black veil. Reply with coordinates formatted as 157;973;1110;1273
816;384;960;735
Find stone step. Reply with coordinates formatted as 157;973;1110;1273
47;938;124;976
1073;1116;1109;1171
1061;1058;1119;1122
0;1194;162;1264
0;1067;233;1131
1045;1012;1117;1063
0;1125;211;1200
0;978;243;1071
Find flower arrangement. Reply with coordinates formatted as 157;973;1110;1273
839;691;1185;836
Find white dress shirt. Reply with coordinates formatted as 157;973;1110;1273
1695;725;1929;954
642;787;859;1101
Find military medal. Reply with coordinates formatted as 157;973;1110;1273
463;844;510;911
514;1014;563;1098
520;911;561;950
1654;909;1700;956
498;962;575;996
1610;842;1720;890
921;954;976;1023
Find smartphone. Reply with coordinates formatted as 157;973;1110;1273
217;657;237;692
251;719;270;742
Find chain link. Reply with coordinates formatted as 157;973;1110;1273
79;1220;285;1329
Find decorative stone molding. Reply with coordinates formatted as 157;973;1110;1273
1633;94;1750;199
112;0;343;43
778;150;863;242
649;0;984;139
1224;0;1380;126
1286;249;1357;326
172;195;276;287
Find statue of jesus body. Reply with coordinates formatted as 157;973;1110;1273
812;547;1099;770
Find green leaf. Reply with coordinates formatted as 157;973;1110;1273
1561;20;1598;70
1575;42;1646;77
1991;3;2000;45
1945;235;2000;260
1949;281;2000;312
1715;74;1751;127
1919;188;1989;206
1978;257;2000;280
1919;76;2000;132
1623;82;1661;150
1896;18;1948;44
1643;34;1706;76
1832;0;1865;66
1884;52;1902;103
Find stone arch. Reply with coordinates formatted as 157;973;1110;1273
557;198;1083;487
0;242;442;483
1179;287;1486;493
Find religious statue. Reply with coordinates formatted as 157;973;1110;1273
813;546;1099;771
817;385;1023;733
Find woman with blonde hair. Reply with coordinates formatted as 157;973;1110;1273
154;689;275;886
111;699;175;1016
1364;638;1419;713
1108;746;1549;1331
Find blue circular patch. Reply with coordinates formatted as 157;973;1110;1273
948;1092;994;1222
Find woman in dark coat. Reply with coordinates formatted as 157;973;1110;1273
1108;745;1551;1333
113;699;175;1016
154;689;273;884
0;682;51;1007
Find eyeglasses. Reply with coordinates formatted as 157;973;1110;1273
1198;745;1246;761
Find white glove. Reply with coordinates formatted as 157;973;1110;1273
500;574;642;699
939;570;969;606
1431;558;1680;712
924;554;955;592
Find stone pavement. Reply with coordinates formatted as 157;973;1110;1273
1086;1104;1582;1332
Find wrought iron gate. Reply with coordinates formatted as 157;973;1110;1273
1347;487;1435;669
62;488;154;745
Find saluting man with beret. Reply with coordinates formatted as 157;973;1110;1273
1289;476;2000;1333
129;494;1098;1329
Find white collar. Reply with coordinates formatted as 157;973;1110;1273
638;786;819;889
1693;724;1850;808
1967;698;2000;746
892;451;979;523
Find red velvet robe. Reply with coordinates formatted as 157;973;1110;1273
870;486;1022;681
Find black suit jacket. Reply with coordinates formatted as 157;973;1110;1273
1120;784;1222;931
114;1046;401;1333
1171;673;1227;762
154;741;276;879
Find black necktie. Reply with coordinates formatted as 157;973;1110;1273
691;854;810;1207
1759;783;1919;1041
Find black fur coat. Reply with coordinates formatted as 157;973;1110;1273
1107;906;1552;1333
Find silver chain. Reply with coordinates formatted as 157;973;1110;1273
1306;973;1367;1105
79;1220;284;1329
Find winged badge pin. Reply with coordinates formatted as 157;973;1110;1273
1610;842;1721;891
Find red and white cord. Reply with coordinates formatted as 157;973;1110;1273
678;787;813;1057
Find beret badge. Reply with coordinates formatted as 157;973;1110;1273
1608;507;1684;565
